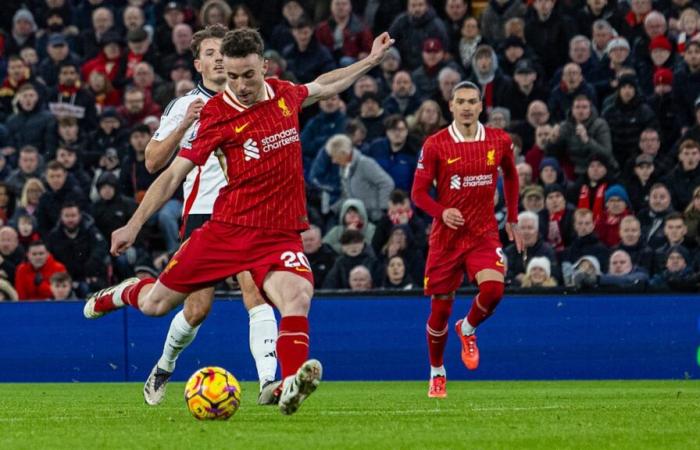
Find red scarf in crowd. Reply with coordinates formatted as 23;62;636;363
577;183;607;220
58;82;81;97
547;209;566;252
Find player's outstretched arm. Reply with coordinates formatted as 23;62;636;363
303;32;395;106
111;156;194;256
145;98;205;173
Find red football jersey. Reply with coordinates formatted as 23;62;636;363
414;122;517;249
179;78;310;231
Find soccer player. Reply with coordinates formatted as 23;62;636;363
411;81;523;398
84;28;394;415
140;25;280;407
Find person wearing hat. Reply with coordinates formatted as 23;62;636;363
5;8;38;58
594;183;633;247
498;58;547;121
282;15;336;84
479;0;527;44
322;228;382;290
649;244;700;290
589;36;630;101
153;58;195;109
520;256;558;287
538;157;567;188
155;2;186;56
504;210;560;286
467;44;509;115
622;151;660;213
80;30;123;84
567;151;615;221
120;28;158;81
544;183;576;252
602;74;659;168
499;36;528;77
37;32;81;88
648;67;677;146
85;108;128;175
412;37;463;99
358;91;388;141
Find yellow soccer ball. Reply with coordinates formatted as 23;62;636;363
184;366;242;420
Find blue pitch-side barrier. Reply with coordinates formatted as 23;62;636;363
0;294;699;382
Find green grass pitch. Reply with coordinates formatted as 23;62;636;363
1;381;699;449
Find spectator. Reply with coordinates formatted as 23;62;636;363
358;92;388;141
601;75;658;168
0;56;31;122
80;31;123;85
652;212;695;273
620;0;654;42
520;256;558;287
517;162;534;192
5;9;38;58
122;6;150;36
5;146;42;196
0;226;23;281
590;36;632;101
538;157;568;188
87;107;129;170
649;245;700;291
77;7;115;60
348;265;374;291
47;61;98;133
513;100;551;157
598;249;650;287
663;139;700;211
153;59;195;108
505;211;559;285
614;215;654;274
270;0;305;52
383;70;423;117
408;99;447;144
623;127;670;183
673;41;700;131
323;229;382;290
16;214;39;249
14;240;67;301
301;94;346;171
10;177;44;225
684;186;700;247
326;134;395;222
230;3;257;30
550;60;599;122
159;24;194;80
499;60;548;122
36;160;88;236
49;271;76;300
468;45;508;115
91;172;137;255
0;181;16;226
116;86;162;128
567;152;614;220
301;225;337;289
200;0;232;27
595;184;633;248
5;83;57;157
432;66;462;122
54;117;87;161
46;201;108;295
323;198;376;254
524;0;573;77
388;0;449;71
480;0;527;44
381;255;414;289
638;34;676;97
638;182;675;249
37;33;81;89
377;47;402;96
544;183;576;253
283;15;336;84
55;144;91;197
623;154;659;215
346;74;379;117
443;0;470;56
378;224;425;286
521;184;549;228
367;115;419;193
568;254;603;288
459;16;487;71
315;0;373;65
86;70;121;113
562;208;611;278
372;189;427;254
0;278;19;302
120;31;159;85
412;38;462;99
154;2;186;56
630;11;668;87
650;68;677;147
590;19;616;62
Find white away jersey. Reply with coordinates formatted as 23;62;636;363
154;83;226;216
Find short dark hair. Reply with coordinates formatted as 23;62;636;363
61;200;80;212
384;114;407;130
191;24;228;59
389;189;409;204
27;240;46;251
650;182;669;194
221;28;264;58
58;60;79;72
573;94;591;104
340;229;365;245
19;145;38;155
687;41;700;52
46;160;66;172
50;271;72;285
130;124;151;136
665;212;684;223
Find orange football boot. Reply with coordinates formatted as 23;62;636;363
455;319;480;370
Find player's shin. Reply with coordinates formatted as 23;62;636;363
427;296;454;371
249;303;278;388
276;316;309;379
157;310;201;373
464;280;505;332
122;277;156;310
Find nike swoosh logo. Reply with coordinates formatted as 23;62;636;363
235;123;250;133
294;267;310;272
447;157;461;164
293;340;309;346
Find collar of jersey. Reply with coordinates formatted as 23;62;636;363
223;81;275;112
197;82;217;98
449;121;485;143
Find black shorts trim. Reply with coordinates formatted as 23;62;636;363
182;214;211;241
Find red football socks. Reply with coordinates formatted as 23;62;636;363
427;296;454;367
122;277;156;310
277;316;309;379
466;280;504;328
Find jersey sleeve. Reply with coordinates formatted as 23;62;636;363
178;102;223;166
499;133;519;223
153;97;187;141
290;83;309;110
413;138;438;182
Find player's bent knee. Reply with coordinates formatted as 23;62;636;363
279;285;312;316
479;280;504;300
184;300;211;326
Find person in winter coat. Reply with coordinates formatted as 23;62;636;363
35;161;89;236
5;83;57;156
598;249;649;287
388;0;449;70
505;211;560;286
300;94;347;174
683;185;700;247
649;245;700;291
14;240;67;300
595;184;633;248
562;208;611;278
322;229;382;289
480;0;527;44
326;134;395;222
519;256;558;288
381;255;415;289
613;215;654;274
601;74;658;168
546;95;613;177
637;182;675;250
301;225;338;289
315;0;373;65
662;139;700;212
567;152;614;221
367;115;420;194
323;198;376;254
283;15;336;84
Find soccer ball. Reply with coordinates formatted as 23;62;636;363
184;366;242;420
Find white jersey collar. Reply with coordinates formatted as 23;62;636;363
223;81;275;112
448;121;485;143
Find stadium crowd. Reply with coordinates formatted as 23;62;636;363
0;0;699;300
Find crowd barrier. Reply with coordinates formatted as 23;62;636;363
1;293;698;382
